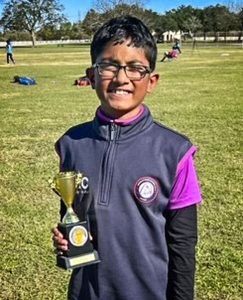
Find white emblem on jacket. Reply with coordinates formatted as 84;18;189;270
134;177;159;204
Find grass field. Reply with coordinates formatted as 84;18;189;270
0;44;242;300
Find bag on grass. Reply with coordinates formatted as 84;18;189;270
14;76;36;85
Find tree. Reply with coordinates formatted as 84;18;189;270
81;2;147;38
183;15;202;38
93;0;145;15
225;0;243;13
226;1;243;40
82;9;103;37
102;3;144;19
0;0;67;46
38;24;60;40
202;5;237;41
165;5;197;32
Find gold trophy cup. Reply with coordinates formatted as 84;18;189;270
50;171;100;269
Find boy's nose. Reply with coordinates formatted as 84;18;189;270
114;67;129;82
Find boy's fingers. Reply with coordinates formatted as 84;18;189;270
53;239;68;252
52;234;68;246
51;227;63;238
51;227;68;251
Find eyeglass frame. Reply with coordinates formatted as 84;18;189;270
93;62;152;81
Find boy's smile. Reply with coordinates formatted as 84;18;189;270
91;40;159;120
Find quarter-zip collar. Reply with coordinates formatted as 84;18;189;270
96;105;145;125
92;105;153;142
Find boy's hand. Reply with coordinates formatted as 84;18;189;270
52;227;68;254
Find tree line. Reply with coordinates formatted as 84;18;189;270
0;0;242;46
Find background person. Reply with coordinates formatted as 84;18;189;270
52;15;202;300
160;49;179;62
6;39;15;64
172;38;182;53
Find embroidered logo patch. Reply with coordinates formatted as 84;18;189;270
134;177;159;204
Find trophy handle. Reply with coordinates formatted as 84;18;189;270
49;178;62;197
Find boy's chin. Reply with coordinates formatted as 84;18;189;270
101;105;141;119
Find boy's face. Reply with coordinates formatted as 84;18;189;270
89;40;159;119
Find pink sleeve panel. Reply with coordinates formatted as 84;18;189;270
168;146;202;210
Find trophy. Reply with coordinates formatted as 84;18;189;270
50;171;100;270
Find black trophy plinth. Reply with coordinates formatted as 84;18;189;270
57;220;100;270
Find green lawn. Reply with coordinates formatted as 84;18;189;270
0;44;242;300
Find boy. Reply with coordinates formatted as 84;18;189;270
52;16;202;300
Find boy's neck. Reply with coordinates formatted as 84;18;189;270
97;105;145;125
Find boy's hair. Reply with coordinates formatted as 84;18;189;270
91;15;157;71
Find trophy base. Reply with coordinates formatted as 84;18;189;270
57;250;100;270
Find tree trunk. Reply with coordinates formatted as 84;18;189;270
238;31;242;42
30;31;36;47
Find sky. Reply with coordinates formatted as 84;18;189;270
0;0;226;23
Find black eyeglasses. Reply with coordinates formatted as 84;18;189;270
93;62;151;81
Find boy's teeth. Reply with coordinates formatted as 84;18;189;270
114;90;129;95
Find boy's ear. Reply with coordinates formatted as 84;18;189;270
86;67;95;89
147;72;159;94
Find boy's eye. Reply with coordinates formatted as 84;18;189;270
126;65;147;73
100;63;118;71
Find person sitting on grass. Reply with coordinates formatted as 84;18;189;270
160;49;179;62
74;76;91;87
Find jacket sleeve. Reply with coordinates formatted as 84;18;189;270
165;204;198;300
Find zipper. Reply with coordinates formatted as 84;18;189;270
99;122;118;206
110;121;116;141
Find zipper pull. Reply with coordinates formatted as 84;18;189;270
110;121;116;141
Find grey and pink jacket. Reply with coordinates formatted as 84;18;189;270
55;105;202;300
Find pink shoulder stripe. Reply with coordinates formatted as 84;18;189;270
168;145;202;210
176;145;197;176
